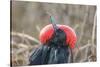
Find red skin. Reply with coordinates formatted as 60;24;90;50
39;24;77;49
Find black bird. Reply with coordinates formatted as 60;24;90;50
29;16;77;65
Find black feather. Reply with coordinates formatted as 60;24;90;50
29;16;71;65
29;28;70;65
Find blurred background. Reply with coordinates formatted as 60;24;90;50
11;1;97;66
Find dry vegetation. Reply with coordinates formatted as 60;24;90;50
11;1;97;66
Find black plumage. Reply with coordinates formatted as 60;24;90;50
29;28;70;65
29;16;73;65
